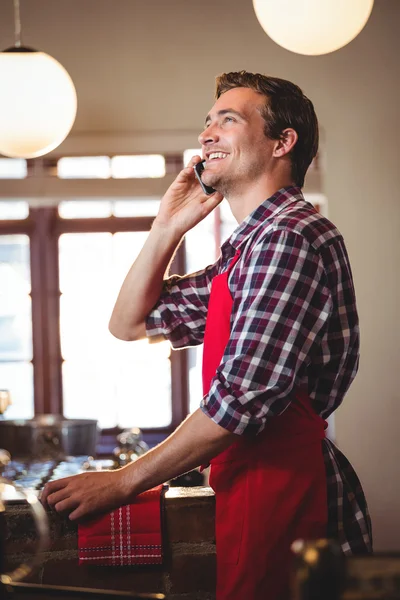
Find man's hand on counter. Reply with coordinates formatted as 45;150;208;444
41;408;237;522
40;469;131;521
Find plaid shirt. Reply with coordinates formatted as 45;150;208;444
147;186;372;554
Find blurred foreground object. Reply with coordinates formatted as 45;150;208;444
292;538;400;599
0;448;49;585
292;539;346;600
113;427;149;467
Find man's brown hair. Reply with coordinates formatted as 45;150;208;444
215;71;319;188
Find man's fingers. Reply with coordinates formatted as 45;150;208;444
175;166;197;183
186;154;202;168
176;155;204;184
46;488;71;508
68;505;88;522
53;496;79;515
41;477;71;505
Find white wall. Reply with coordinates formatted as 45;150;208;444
0;0;399;550
320;4;400;552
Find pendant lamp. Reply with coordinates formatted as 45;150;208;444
0;0;77;158
253;0;375;56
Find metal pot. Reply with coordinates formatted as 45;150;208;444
0;415;98;459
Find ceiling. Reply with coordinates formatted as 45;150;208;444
1;0;395;138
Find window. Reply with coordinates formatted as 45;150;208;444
58;198;161;219
111;155;165;179
59;231;172;429
113;199;160;217
58;200;113;218
57;155;166;180
0;200;189;451
57;157;111;179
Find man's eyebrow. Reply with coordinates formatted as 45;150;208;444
204;108;246;125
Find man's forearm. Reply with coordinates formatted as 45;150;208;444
119;408;238;498
109;224;181;341
109;156;223;342
41;407;237;521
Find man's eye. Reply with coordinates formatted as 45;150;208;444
224;116;235;123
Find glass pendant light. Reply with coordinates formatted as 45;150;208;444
0;0;77;158
253;0;375;56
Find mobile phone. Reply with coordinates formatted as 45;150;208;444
193;160;216;195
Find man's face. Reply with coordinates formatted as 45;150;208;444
198;87;275;196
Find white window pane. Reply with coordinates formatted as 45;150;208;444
0;297;32;361
58;200;112;219
112;232;149;290
60;231;172;429
185;212;216;273
59;232;113;294
114;339;172;428
183;149;202;167
0;235;30;291
0;235;32;360
0;201;29;220
62;360;117;428
219;199;235;223
0;362;34;419
113;198;161;217
189;345;204;414
63;343;172;429
111;155;165;179
220;199;237;242
57;156;111;179
0;159;27;179
60;294;111;360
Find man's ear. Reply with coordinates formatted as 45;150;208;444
272;128;298;158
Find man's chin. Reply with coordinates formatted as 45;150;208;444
202;173;220;190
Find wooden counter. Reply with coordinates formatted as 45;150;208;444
4;487;216;600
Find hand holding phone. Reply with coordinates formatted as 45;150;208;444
193;160;216;195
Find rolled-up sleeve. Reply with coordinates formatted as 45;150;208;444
146;261;220;349
200;229;333;435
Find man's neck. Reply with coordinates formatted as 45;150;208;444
227;175;296;224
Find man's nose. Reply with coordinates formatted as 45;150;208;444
198;124;219;146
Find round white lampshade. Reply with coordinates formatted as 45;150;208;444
0;50;77;158
253;0;374;56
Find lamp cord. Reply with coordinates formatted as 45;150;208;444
13;0;22;47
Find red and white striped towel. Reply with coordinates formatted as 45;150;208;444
78;485;164;566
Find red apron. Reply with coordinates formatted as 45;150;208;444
202;250;328;600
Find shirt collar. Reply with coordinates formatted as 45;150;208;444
222;186;304;254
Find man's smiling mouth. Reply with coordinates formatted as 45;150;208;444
207;152;229;161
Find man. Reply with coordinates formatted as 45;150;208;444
42;71;372;600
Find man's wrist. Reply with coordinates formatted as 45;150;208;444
151;219;183;246
113;465;139;504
